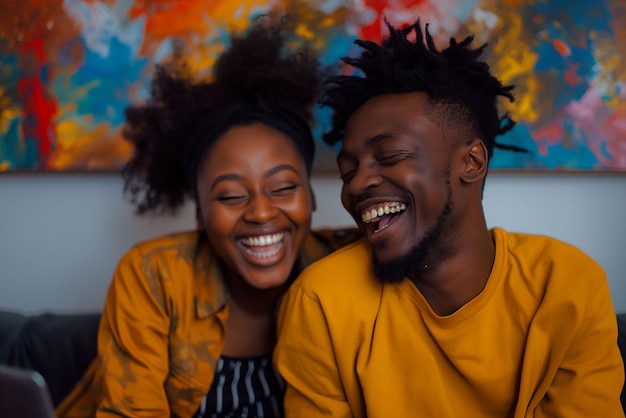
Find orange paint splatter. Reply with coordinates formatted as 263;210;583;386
129;0;269;56
552;38;571;57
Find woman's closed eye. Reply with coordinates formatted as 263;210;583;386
217;194;248;204
270;184;298;196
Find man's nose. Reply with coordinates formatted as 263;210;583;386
346;164;383;196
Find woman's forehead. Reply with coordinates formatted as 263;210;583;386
200;124;309;179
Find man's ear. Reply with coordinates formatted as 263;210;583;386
460;138;488;185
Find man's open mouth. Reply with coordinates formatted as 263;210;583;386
361;202;407;233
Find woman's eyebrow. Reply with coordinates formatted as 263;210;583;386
211;173;242;191
210;164;300;191
266;164;299;177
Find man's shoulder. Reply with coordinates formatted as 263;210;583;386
494;228;605;281
303;237;371;271
309;227;364;252
295;238;377;293
499;228;596;260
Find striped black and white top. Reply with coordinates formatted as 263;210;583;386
195;355;285;418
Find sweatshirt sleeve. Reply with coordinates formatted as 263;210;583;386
535;265;625;418
274;281;355;418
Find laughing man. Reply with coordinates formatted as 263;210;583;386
273;19;625;418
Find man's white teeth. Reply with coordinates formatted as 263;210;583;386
362;203;406;223
241;233;284;247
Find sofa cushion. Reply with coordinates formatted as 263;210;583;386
0;311;29;364
0;311;100;406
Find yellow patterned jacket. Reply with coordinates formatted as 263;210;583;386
56;228;361;417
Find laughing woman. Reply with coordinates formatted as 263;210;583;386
56;17;360;418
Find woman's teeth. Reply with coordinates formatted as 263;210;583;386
241;233;284;258
362;203;406;223
241;233;284;247
245;244;282;258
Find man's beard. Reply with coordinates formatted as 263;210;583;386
373;185;453;284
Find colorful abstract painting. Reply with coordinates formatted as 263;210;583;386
1;0;625;172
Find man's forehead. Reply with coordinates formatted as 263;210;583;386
344;93;431;136
353;92;429;114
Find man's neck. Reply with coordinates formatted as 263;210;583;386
410;227;495;316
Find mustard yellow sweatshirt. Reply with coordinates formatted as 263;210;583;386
275;228;625;418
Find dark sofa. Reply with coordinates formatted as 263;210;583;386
0;310;100;406
0;310;625;410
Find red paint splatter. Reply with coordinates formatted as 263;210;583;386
359;0;388;41
17;39;57;169
564;64;584;85
360;0;427;41
532;112;566;156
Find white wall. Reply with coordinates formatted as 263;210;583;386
1;172;625;314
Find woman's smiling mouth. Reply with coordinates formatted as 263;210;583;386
240;232;285;260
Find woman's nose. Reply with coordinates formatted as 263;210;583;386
243;194;279;224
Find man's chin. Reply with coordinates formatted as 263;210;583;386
372;242;428;284
373;258;409;284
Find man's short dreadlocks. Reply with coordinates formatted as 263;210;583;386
322;19;524;160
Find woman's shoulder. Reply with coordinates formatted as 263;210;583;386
127;230;203;255
115;230;207;272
